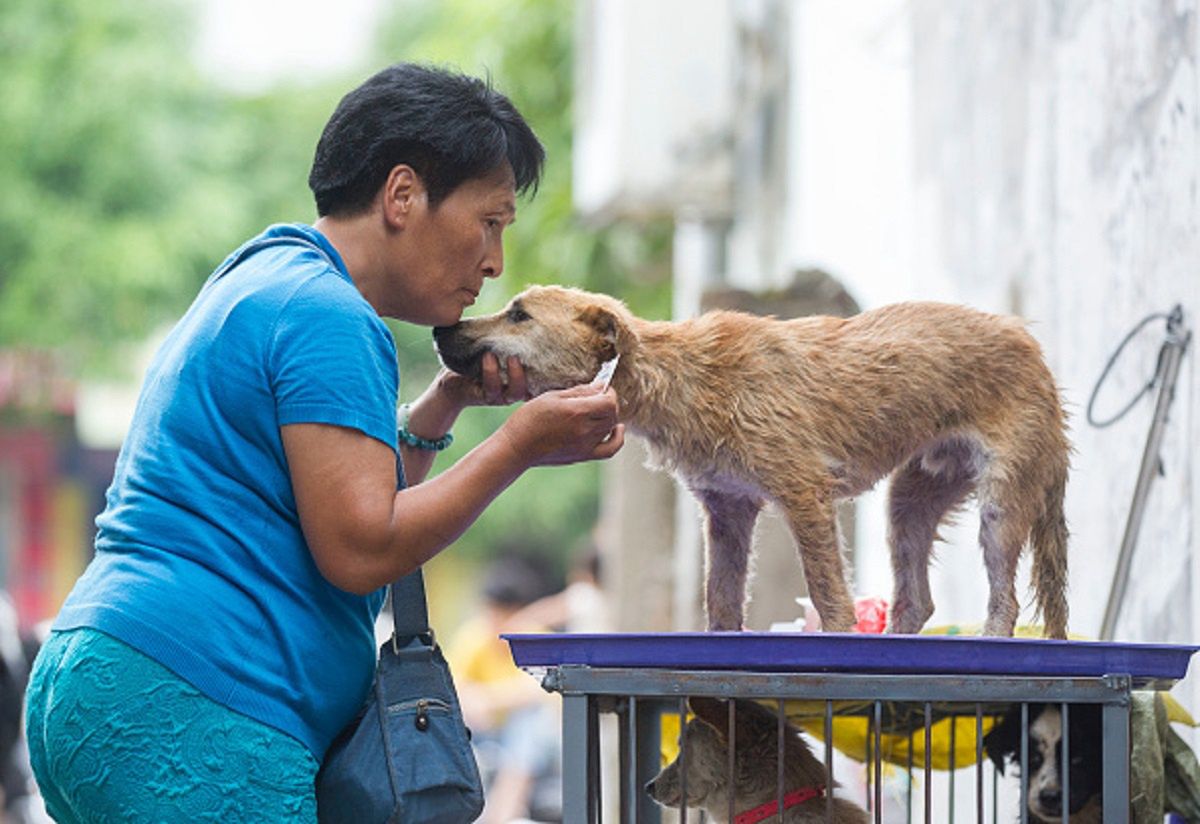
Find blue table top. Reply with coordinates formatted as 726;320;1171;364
503;632;1199;682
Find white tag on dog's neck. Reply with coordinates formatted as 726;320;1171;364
592;355;620;391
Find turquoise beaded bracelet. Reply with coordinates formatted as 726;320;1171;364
398;406;454;451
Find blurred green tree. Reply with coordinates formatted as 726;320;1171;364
0;0;671;569
0;0;226;365
0;0;352;372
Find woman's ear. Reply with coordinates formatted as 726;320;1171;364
382;164;424;229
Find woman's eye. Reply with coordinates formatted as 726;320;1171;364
508;307;530;323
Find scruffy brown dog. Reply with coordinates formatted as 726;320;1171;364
433;285;1070;637
645;697;868;823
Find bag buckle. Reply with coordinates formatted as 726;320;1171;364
391;627;437;655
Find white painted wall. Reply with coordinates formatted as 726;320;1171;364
902;0;1198;647
573;0;735;222
786;0;1199;722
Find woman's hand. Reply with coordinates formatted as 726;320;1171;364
498;384;625;467
434;352;531;409
400;353;529;486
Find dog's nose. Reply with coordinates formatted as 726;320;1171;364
643;778;657;795
1038;788;1063;813
432;324;460;340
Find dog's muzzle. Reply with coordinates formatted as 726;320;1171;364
432;324;482;379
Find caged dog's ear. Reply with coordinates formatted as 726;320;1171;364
982;704;1028;775
687;696;731;737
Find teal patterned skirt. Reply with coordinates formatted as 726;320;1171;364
25;627;319;823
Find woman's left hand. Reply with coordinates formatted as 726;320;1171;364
434;352;531;408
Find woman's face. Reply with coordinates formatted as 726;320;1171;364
387;164;517;327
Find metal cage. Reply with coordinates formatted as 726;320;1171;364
505;633;1198;823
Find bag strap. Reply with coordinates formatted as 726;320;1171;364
388;450;434;642
391;570;431;638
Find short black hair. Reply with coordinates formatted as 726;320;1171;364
309;63;545;216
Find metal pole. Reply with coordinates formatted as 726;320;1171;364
620;698;632;822
1101;685;1132;824
562;695;591;823
1101;308;1191;639
637;702;664;823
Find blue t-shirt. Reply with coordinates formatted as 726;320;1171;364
55;224;398;758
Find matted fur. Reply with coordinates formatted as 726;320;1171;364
645;697;868;823
433;285;1071;636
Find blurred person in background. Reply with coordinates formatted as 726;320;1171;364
514;536;611;635
448;550;564;823
0;593;45;824
23;62;623;822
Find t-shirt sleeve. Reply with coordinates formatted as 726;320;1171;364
269;275;400;451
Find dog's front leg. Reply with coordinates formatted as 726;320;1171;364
777;490;857;633
694;489;763;631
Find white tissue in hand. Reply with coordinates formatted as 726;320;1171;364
592;355;619;390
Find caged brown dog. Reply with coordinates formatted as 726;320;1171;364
433;285;1071;637
645;696;869;823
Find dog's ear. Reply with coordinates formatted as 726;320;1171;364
982;704;1026;775
578;305;622;360
687;696;731;737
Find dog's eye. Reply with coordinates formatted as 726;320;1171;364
507;306;531;323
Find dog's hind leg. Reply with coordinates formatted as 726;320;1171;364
695;489;763;631
977;497;1029;637
886;448;976;634
775;489;857;632
972;460;1051;638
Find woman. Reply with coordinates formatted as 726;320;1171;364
25;63;623;821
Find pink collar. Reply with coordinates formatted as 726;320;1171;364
733;786;826;824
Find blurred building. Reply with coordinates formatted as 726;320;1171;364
576;0;1198;704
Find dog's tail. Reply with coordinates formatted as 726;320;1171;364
1030;462;1069;639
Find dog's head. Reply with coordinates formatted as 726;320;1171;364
983;703;1103;822
644;697;733;810
432;285;636;396
645;697;820;813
